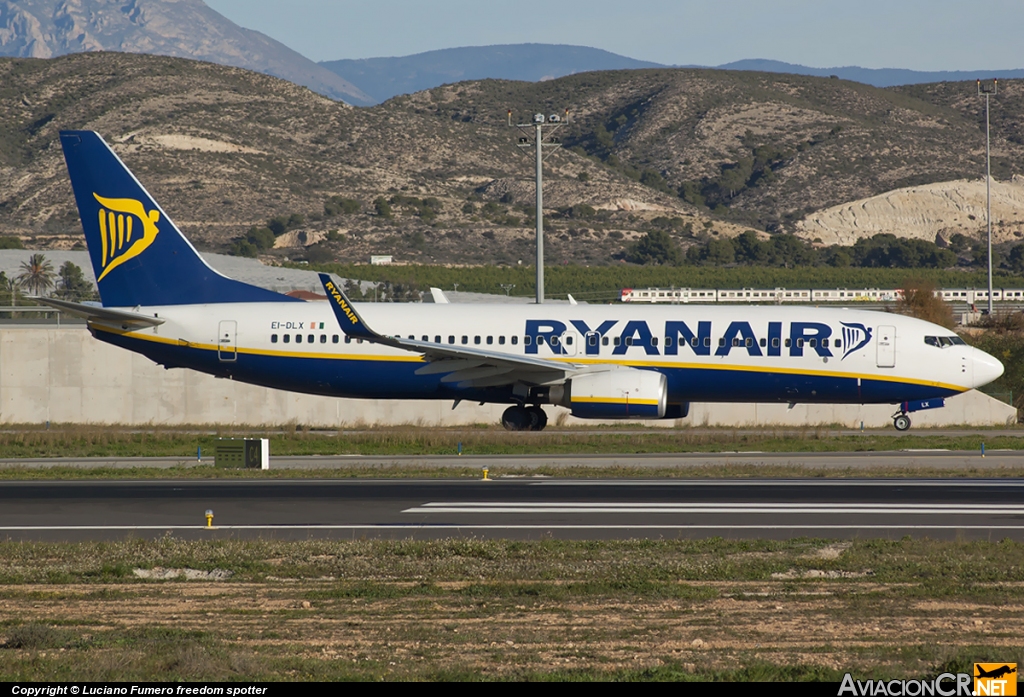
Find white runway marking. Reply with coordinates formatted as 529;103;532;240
403;502;1024;515
2;525;1024;531
532;480;1024;487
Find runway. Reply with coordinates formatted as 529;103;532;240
1;478;1023;541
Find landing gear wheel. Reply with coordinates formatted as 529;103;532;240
893;414;911;431
527;405;548;431
501;406;532;431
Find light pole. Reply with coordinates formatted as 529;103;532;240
509;109;568;303
978;79;997;315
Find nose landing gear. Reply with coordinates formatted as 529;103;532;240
893;413;911;431
501;405;548;431
891;398;945;431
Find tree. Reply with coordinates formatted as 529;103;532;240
374;197;393;219
624;230;682;265
16;253;55;296
897;278;954;330
57;262;95;301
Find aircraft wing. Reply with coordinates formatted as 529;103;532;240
319;274;574;388
32;297;165;328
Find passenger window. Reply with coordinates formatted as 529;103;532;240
809;339;816;348
759;338;766;347
797;338;804;348
434;335;441;343
537;336;545;345
719;338;726;347
833;340;841;348
745;338;753;347
651;337;658;346
499;336;505;345
703;337;710;347
664;336;672;347
732;338;740;347
785;338;791;347
613;337;621;346
296;335;302;344
822;338;829;348
461;336;468;345
512;336;519;345
320;335;327;344
566;336;573;345
486;336;493;345
271;334;278;344
283;335;290;344
550;336;559;346
772;338;779;348
625;337;633;346
448;335;455;344
345;336;351;344
332;335;339;343
474;336;481;345
308;334;314;343
602;336;609;346
524;336;531;346
588;335;597;346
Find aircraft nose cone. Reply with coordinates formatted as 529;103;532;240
971;347;1004;389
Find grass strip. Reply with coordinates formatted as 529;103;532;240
0;538;1021;680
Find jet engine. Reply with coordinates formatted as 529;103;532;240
559;367;667;419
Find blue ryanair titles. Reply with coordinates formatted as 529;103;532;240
525;319;874;360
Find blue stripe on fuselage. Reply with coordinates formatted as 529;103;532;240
97;330;959;406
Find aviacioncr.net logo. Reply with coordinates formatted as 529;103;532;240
975;663;1017;696
93;193;160;281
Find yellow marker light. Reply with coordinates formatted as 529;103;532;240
482;468;490;481
205;509;214;528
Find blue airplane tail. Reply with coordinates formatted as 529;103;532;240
59;130;299;307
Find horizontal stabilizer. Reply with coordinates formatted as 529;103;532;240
33;297;164;327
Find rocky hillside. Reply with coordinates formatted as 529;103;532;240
2;52;1024;266
0;0;371;104
0;52;718;265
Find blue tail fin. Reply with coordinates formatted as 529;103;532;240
59;130;300;307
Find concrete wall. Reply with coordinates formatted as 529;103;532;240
0;326;1016;428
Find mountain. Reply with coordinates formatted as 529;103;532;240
3;52;1024;266
320;44;662;105
716;59;1024;88
0;0;373;104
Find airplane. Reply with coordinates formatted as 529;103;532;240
42;130;1004;432
975;665;1017;680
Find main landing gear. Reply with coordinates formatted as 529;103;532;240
501;405;548;431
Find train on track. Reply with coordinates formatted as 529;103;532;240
620;287;1024;305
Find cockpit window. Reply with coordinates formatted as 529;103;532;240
925;335;966;348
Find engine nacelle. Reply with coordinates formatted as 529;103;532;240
565;368;667;419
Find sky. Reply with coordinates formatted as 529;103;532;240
204;0;1023;70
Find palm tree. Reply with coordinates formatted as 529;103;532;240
16;253;56;297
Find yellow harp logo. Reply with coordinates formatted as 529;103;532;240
93;193;161;281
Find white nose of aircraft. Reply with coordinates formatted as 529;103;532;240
971;347;1004;389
